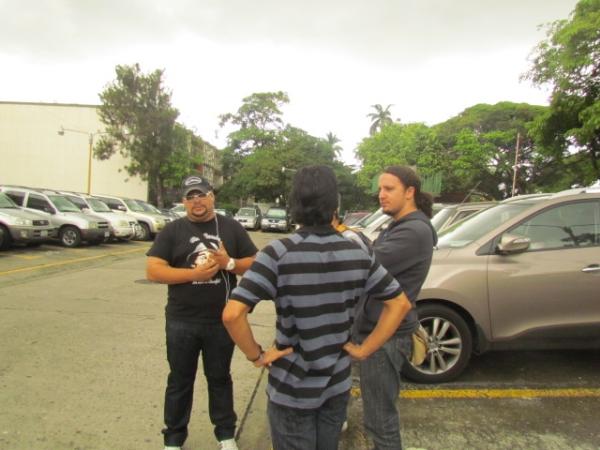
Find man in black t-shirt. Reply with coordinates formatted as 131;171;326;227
147;175;257;450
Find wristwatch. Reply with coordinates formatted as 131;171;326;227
225;258;236;271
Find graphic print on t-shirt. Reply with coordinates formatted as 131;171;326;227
186;234;222;286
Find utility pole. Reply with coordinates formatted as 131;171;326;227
511;132;521;197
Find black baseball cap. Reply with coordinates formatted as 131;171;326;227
182;175;213;196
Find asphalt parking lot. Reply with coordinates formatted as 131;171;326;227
1;233;599;450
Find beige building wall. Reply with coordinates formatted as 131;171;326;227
0;101;148;199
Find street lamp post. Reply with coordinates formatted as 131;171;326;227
58;127;106;194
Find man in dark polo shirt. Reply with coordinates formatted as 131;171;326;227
222;165;412;450
146;175;257;450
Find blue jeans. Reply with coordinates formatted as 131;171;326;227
359;334;412;450
162;319;237;446
267;391;350;450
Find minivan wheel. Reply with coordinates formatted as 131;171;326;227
401;303;473;384
60;226;82;248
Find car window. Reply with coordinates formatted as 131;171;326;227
357;209;384;228
437;203;531;249
47;195;81;213
5;191;25;206
509;201;600;251
88;198;112;212
266;208;287;218
65;195;87;210
27;194;54;213
431;207;455;231
237;208;256;216
0;193;18;208
124;199;145;212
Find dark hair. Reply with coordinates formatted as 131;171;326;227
383;165;434;218
290;165;338;226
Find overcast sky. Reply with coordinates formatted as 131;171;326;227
0;0;579;165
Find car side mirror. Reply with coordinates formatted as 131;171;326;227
496;234;530;255
44;207;56;214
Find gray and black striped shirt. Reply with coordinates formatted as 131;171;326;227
230;225;402;409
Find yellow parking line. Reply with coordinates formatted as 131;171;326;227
350;387;600;399
0;247;147;276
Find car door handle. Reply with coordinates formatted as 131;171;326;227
581;264;600;273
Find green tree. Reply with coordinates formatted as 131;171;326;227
356;122;442;191
434;102;548;198
96;64;198;206
367;104;394;135
219;91;289;157
524;0;600;183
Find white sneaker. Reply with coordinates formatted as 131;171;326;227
218;438;238;450
341;420;348;432
164;446;181;450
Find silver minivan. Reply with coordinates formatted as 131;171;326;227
0;186;110;247
403;188;600;383
93;194;166;241
59;192;141;241
0;192;56;249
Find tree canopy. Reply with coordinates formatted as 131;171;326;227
524;0;600;184
96;64;201;206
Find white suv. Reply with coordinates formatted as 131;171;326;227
59;192;141;241
93;194;166;241
0;186;110;247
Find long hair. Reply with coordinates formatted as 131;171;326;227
383;166;434;218
290;165;338;226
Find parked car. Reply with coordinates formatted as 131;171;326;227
353;203;445;241
134;199;175;225
58;192;141;241
342;210;371;227
0;186;110;247
235;205;262;230
261;207;291;232
403;187;600;383
169;203;186;218
215;208;232;218
431;201;497;233
93;194;167;241
0;192;56;249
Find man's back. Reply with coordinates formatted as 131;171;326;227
230;225;400;409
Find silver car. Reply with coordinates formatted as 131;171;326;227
93;194;166;241
0;186;110;247
0;192;56;249
59;192;140;241
403;188;600;383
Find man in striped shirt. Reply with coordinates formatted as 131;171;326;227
223;165;412;450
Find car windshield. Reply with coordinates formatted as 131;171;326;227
266;208;286;218
88;198;112;212
124;199;145;212
430;207;455;231
48;195;81;213
437;203;531;249
237;208;256;216
0;193;18;208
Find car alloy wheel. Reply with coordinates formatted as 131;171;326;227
60;226;82;248
402;303;473;383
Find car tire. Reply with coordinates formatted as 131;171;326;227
59;226;82;248
0;225;11;250
138;223;151;241
401;303;473;384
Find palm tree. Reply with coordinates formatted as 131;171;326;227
367;104;394;135
325;132;342;157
